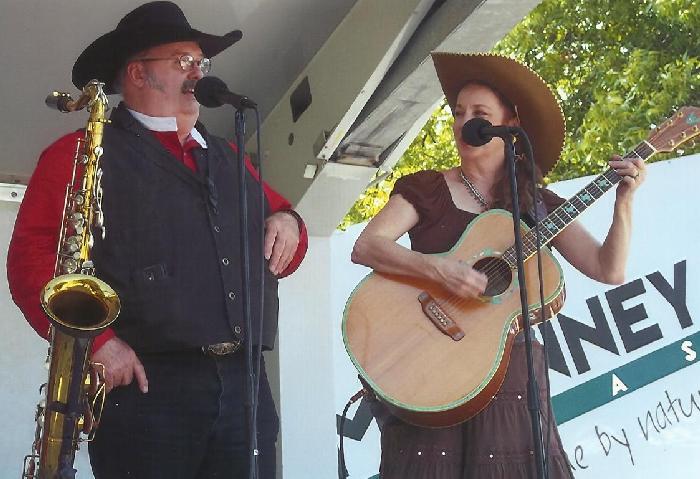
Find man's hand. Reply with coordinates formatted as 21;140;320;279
92;337;148;394
264;211;301;275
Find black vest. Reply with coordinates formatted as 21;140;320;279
91;103;279;353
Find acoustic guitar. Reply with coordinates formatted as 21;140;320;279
342;106;700;428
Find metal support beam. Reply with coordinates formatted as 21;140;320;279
0;183;25;203
248;0;435;209
342;0;542;172
252;0;541;236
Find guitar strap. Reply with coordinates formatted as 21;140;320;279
515;188;548;346
523;188;547;227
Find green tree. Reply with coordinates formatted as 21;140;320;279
339;0;699;229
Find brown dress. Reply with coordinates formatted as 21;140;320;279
370;170;573;479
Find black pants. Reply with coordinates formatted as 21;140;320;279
89;349;279;478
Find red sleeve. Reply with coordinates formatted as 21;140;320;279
7;131;115;351
242;156;308;278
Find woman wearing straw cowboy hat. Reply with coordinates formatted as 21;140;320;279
351;52;645;478
8;2;308;478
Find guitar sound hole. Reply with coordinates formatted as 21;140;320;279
473;257;512;297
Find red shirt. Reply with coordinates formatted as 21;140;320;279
7;129;308;353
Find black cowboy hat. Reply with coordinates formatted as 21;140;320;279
431;52;566;174
72;1;242;93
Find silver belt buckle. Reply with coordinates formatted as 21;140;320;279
202;341;241;356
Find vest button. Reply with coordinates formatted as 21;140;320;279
234;325;242;334
214;225;221;233
228;291;236;300
222;257;230;265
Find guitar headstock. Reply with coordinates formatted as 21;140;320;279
648;106;700;153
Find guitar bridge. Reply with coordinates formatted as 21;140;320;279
417;292;465;341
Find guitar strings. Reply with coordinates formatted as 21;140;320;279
435;140;653;315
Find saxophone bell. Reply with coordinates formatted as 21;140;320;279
42;274;119;335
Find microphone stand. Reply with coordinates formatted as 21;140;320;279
503;129;547;479
234;107;260;479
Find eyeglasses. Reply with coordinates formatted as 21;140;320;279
137;54;211;74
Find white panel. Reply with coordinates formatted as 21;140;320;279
295;162;378;236
277;237;338;477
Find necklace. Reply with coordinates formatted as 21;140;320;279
458;169;489;211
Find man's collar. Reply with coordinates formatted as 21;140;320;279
127;108;207;148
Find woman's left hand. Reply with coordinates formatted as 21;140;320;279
609;154;645;198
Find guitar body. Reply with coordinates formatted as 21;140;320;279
342;209;566;428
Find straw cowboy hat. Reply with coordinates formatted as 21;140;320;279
431;52;565;174
72;1;242;93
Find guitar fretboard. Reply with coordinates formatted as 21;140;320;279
501;140;656;268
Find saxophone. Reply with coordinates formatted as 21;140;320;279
22;80;120;479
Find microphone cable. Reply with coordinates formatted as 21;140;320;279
252;105;266;479
519;131;551;478
521;131;573;479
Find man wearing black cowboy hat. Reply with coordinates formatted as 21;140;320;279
8;2;308;478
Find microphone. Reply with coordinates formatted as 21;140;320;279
461;118;520;146
194;76;257;109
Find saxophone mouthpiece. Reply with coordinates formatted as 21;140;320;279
46;91;74;112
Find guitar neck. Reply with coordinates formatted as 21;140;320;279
501;140;657;268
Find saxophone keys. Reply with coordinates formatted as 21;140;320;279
63;258;78;273
71;218;85;233
64;236;81;252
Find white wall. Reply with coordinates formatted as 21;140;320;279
276;237;338;477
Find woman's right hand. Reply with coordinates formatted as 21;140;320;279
433;256;488;298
